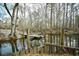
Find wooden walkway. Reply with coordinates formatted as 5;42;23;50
12;45;73;56
0;28;79;56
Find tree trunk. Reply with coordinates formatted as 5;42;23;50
62;3;65;28
11;4;19;37
4;3;19;53
49;3;53;54
65;3;68;28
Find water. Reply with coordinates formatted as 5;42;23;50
0;38;44;55
1;43;12;55
51;35;78;48
0;39;28;56
0;36;78;55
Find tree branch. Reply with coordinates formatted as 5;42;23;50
4;3;12;18
12;3;19;19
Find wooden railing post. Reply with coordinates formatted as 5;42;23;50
45;33;48;54
59;28;64;54
27;29;31;53
60;28;64;46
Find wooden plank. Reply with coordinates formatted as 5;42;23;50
45;43;79;50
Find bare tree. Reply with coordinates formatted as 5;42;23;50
4;3;19;37
4;3;19;53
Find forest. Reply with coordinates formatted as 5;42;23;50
0;3;79;56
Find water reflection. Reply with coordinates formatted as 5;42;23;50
0;36;78;55
1;43;12;55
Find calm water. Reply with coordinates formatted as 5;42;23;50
0;38;44;55
0;36;78;55
0;39;28;55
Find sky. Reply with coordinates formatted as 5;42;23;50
0;3;14;20
0;3;79;22
0;3;35;21
0;3;45;21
